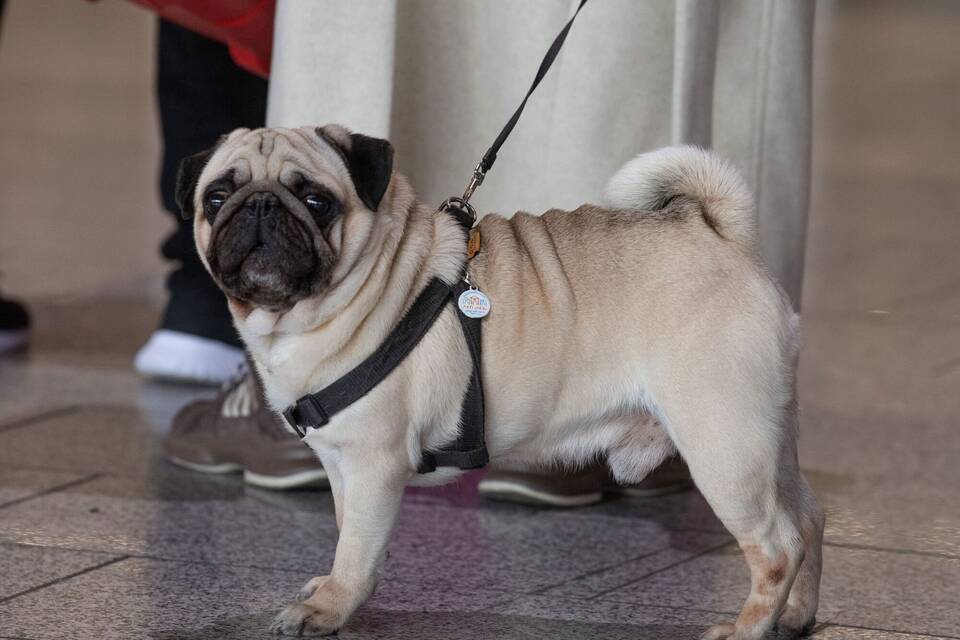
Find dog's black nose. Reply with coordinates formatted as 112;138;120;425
244;191;280;218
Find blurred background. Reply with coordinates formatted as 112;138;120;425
0;1;958;639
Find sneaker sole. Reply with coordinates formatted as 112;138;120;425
477;480;603;508
169;456;329;491
168;456;244;474
0;329;29;353
243;468;329;490
609;482;693;498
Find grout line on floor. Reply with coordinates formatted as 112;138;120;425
0;540;118;562
473;593;530;613
546;526;958;561
0;473;103;511
565;597;740;617
524;527;734;595
585;539;737;600
0;555;129;605
823;540;959;561
475;592;743;617
0;542;319;578
523;548;668;596
0;539;525;604
0;405;80;434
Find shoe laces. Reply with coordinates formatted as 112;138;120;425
220;361;249;392
220;362;259;418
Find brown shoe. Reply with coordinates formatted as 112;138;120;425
164;367;327;490
477;468;604;507
605;456;693;497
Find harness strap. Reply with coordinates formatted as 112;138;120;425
418;280;488;473
282;275;489;474
283;278;453;436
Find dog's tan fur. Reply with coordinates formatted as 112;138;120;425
188;126;824;639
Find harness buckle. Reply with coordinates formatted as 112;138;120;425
283;396;329;438
282;407;305;438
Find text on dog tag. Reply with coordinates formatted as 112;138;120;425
458;288;491;318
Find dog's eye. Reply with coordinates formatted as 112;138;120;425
204;191;229;220
304;194;330;214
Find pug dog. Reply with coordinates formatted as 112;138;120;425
178;125;824;640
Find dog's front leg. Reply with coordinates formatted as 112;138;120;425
271;451;409;636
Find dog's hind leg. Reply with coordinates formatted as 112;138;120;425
652;373;820;639
775;473;825;637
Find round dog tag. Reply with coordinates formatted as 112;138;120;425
458;288;491;318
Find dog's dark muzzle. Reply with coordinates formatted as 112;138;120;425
208;186;329;310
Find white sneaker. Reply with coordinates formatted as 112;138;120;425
134;329;245;385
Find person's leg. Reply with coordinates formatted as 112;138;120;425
155;19;326;489
135;19;268;384
0;0;31;355
0;294;29;354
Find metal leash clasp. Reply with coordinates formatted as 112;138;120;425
462;162;487;203
436;162;486;230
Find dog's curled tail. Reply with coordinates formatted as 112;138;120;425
603;146;758;254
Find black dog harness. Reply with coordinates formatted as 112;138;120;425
282;0;590;473
283;253;489;474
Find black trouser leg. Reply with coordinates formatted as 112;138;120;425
156;20;267;347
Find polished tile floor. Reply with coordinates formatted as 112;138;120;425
1;1;959;639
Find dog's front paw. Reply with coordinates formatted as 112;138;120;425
272;577;357;636
296;576;330;602
701;622;736;640
270;602;340;637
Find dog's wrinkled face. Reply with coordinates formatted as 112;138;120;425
176;125;393;312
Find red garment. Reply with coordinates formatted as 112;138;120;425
126;0;275;77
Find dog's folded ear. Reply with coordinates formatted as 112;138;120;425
175;142;220;220
316;126;394;211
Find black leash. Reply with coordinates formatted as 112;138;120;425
284;1;591;473
440;0;590;229
480;0;590;177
